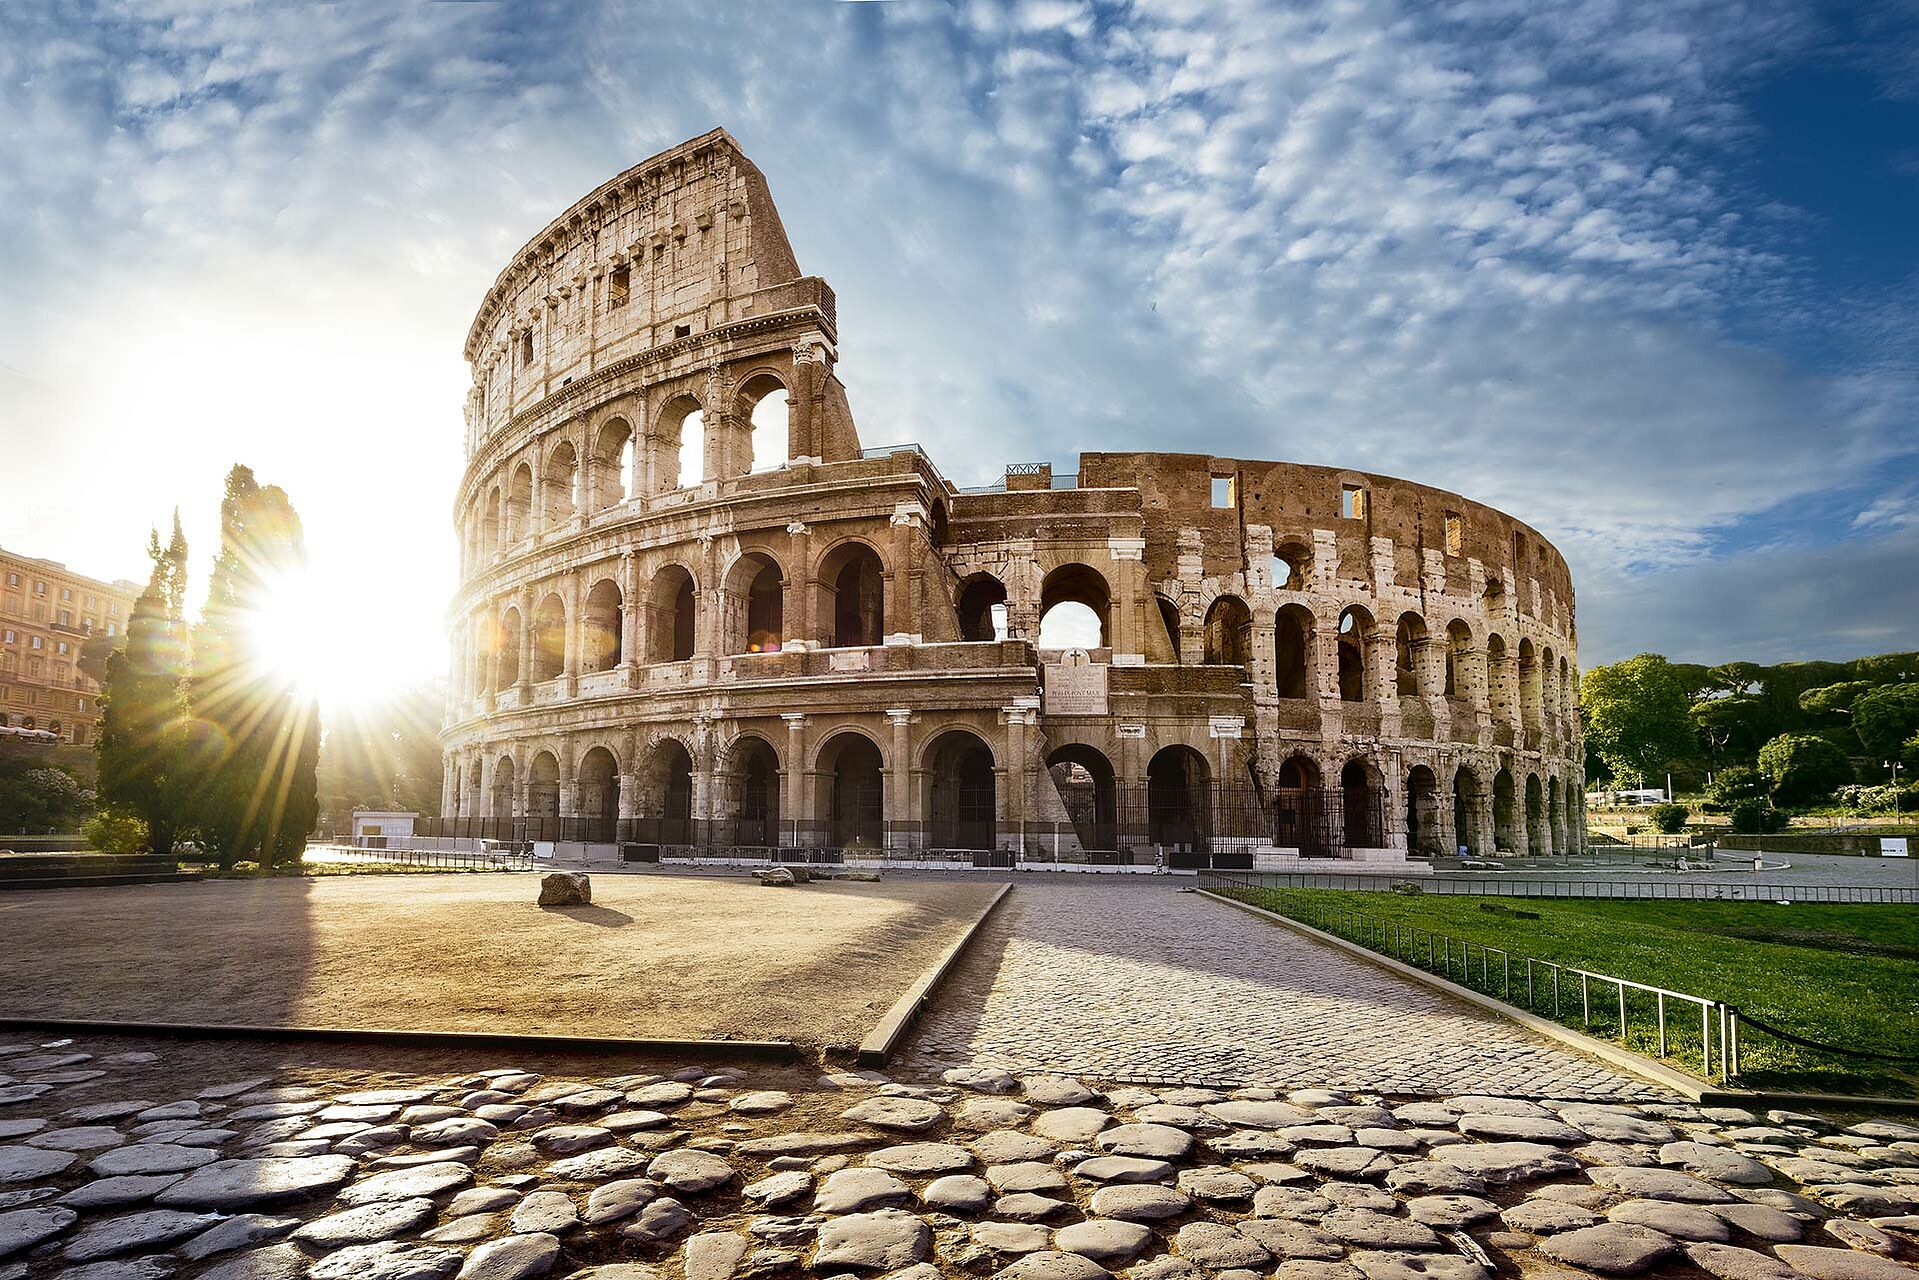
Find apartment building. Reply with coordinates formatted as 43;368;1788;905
0;546;142;744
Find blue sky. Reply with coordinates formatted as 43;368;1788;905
0;0;1914;693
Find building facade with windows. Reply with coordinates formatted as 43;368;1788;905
439;130;1586;865
0;546;142;746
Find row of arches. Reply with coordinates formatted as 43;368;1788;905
459;727;1003;851
470;543;888;691
466;378;793;568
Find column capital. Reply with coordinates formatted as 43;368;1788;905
781;712;807;725
885;708;915;726
1107;536;1146;561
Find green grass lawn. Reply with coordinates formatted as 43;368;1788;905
1221;886;1919;1098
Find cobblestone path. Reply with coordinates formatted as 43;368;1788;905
904;880;1657;1099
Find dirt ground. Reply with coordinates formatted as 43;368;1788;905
0;872;1000;1049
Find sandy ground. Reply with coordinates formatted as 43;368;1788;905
0;873;999;1049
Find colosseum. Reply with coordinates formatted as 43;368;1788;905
436;129;1586;870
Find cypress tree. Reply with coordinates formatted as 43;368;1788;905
187;466;320;868
95;515;190;856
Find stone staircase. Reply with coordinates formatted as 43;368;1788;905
0;851;202;891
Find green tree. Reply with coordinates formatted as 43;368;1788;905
0;758;93;832
1581;654;1695;785
94;516;191;856
1689;695;1771;763
1798;681;1874;722
1852;684;1919;763
186;466;320;869
1756;733;1854;806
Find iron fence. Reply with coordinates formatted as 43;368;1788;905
1208;884;1752;1079
306;843;534;871
1203;868;1918;903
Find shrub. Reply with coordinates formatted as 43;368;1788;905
1649;803;1690;834
1710;765;1769;808
81;809;149;854
1728;798;1789;834
1757;734;1854;806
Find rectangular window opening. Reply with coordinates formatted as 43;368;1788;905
1444;512;1463;557
519;330;534;367
1342;485;1367;520
608;264;630;309
1211;475;1236;509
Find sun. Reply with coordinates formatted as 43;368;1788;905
243;567;418;711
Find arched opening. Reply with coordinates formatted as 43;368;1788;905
1271;540;1312;592
582;578;623;671
528;751;561;819
820;543;885;648
740;374;790;474
1395;612;1427;696
1203;596;1252;667
491;757;516;820
1548;776;1566;855
818;733;883;850
1444;619;1472;699
589;418;634;511
1453;766;1483;856
726;553;784;654
639;739;695;845
1275;753;1328;856
648;566;697;662
928;500;949;548
1341;758;1384;849
506;464;533;543
1275;604;1312;699
1047;745;1117;853
577;746;620;842
1155;596;1182;663
541;441;578;530
926;731;996;850
1526;773;1548;854
658;396;704;492
1337;606;1372;702
956;575;1009;642
1486;634;1512;722
1406;764;1441;857
1038;563;1110;650
1518;638;1541;730
480;488;500;561
724;736;781;847
497;609;522;687
1147;745;1209;851
1493;767;1518;852
531;593;566;682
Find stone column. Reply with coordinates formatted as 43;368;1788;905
691;716;717;848
886;505;924;642
785;522;812;647
1003;701;1035;852
782;713;808;847
1433;773;1456;858
518;589;535;692
886;709;914;851
563;574;581;697
1368;631;1400;736
1107;537;1146;663
440;757;456;818
619;553;640;678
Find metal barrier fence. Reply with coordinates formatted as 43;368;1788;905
415;782;1391;864
1207;881;1745;1080
1203;869;1918;903
306;844;535;872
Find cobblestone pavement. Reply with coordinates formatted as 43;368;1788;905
903;881;1655;1099
3;1033;1916;1280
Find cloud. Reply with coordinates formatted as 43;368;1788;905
0;0;1913;686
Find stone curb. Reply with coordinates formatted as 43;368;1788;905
0;1016;801;1063
1193;888;1709;1100
858;881;1014;1066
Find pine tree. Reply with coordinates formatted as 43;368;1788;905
95;515;190;855
187;466;321;868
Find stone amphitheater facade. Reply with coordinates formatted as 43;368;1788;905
439;129;1585;866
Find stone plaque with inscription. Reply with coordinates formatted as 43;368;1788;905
1043;649;1109;716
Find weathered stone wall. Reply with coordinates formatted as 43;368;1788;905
442;132;1585;862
